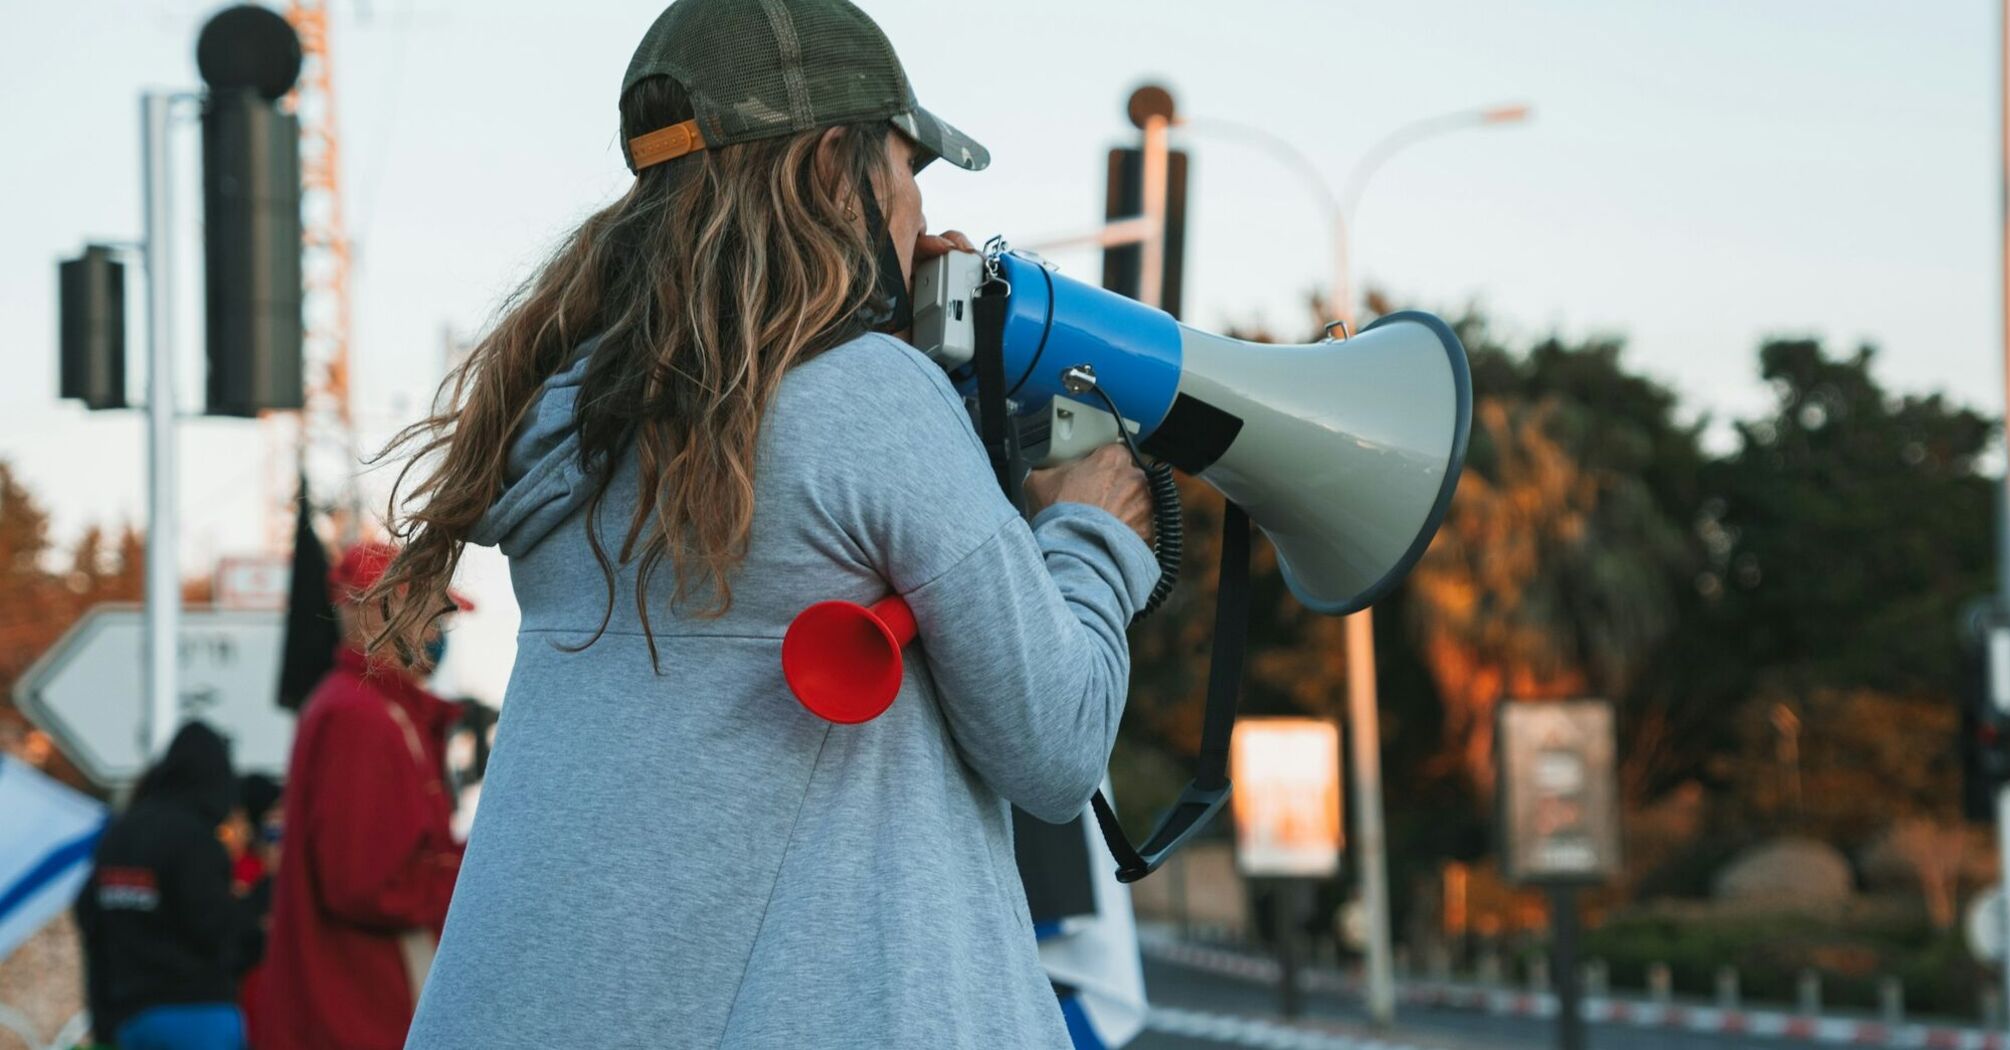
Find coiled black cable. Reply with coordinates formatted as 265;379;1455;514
1076;382;1183;623
1134;461;1183;622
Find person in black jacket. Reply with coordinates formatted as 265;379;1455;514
76;721;259;1050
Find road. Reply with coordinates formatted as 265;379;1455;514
1129;951;1859;1050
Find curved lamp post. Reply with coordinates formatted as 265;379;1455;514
1174;102;1531;1030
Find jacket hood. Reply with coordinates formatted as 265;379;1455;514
468;340;600;558
133;720;236;825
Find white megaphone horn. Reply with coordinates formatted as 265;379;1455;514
913;246;1472;616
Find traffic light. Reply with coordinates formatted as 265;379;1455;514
197;5;304;417
1100;147;1190;319
1961;621;2010;821
57;245;127;410
200;88;303;417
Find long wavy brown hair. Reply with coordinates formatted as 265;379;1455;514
365;76;892;665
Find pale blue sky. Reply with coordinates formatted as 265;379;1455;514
0;1;1996;697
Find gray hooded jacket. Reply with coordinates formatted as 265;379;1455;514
404;332;1158;1049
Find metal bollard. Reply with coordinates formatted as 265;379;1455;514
1529;955;1551;995
1878;976;1904;1026
1647;962;1673;1006
1583;959;1609;999
1797;970;1821;1016
1715;966;1740;1010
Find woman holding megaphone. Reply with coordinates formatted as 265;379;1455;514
365;1;1158;1047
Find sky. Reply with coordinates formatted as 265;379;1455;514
0;0;1998;700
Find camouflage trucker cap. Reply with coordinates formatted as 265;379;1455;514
620;0;990;175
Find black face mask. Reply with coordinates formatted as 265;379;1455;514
856;174;912;335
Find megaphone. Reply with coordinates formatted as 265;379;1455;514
781;244;1472;723
913;246;1472;616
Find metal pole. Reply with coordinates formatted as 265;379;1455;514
1138;113;1169;310
1169;107;1526;1032
1330;147;1397;1034
1276;882;1304;1018
1345;611;1397;1027
1327;107;1526;1033
1332;215;1353;331
1327;138;1398;1035
142;92;180;759
1550;886;1585;1050
1997;0;2010;1028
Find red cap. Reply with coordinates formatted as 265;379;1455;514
329;541;475;611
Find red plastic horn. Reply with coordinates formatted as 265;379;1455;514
781;596;917;723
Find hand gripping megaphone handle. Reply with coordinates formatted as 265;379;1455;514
781;595;917;723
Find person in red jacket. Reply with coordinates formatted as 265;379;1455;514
255;542;469;1050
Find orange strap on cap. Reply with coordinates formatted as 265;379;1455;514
629;118;708;171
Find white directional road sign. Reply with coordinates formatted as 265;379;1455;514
14;604;293;787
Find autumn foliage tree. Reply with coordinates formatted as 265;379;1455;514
0;459;147;785
1118;308;1993;918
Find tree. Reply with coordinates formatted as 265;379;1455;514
1676;340;1993;841
0;460;146;787
1693;340;1992;700
1403;321;1707;801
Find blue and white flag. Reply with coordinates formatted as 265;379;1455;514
1018;782;1148;1050
0;755;106;959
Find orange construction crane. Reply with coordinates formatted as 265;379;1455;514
274;0;361;549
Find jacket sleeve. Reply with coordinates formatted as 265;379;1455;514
302;700;462;931
815;336;1161;822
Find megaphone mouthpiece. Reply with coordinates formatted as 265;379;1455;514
781;596;917;724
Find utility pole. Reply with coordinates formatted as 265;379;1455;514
1341;607;1397;1027
96;8;303;761
1994;0;2010;1027
141;92;183;759
1134;88;1172;311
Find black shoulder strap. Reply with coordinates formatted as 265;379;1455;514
1093;501;1250;882
1196;501;1251;790
972;289;1014;495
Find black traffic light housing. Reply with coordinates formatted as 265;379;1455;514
58;246;128;410
197;4;305;417
1101;148;1190;319
1101;84;1190;319
53;6;304;419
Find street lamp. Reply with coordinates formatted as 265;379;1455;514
1175;101;1532;1030
1334;103;1532;325
1180;102;1531;326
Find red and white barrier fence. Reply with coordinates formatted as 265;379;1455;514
1140;933;2007;1049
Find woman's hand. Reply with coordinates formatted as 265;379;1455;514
1022;444;1153;547
914;228;977;264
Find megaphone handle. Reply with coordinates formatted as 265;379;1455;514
1062;375;1184;623
1133;461;1183;622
